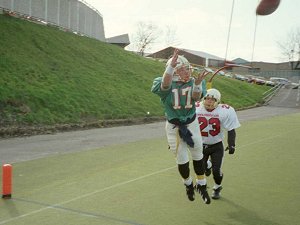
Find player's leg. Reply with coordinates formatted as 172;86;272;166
178;162;194;201
188;119;210;204
210;142;225;199
177;144;196;201
205;159;212;176
203;146;213;176
165;121;194;201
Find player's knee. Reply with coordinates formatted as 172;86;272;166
178;162;190;179
193;159;205;175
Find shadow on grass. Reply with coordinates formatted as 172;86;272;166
220;197;280;225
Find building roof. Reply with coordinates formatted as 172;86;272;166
106;34;130;48
180;48;224;61
232;58;250;64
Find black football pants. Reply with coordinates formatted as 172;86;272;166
202;141;224;185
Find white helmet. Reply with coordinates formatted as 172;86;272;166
166;55;190;71
205;88;221;102
166;55;191;82
204;88;221;108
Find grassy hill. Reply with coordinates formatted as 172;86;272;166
0;14;269;131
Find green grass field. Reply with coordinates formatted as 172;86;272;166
1;113;300;225
0;14;269;127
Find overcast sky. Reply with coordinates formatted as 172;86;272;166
84;0;299;63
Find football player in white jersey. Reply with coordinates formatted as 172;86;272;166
196;88;240;199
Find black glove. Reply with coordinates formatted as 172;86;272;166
225;146;235;154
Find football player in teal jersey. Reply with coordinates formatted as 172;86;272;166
151;49;210;204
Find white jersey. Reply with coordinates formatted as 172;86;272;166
196;102;241;145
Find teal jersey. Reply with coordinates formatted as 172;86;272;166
151;77;196;122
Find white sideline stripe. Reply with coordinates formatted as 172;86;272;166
0;166;176;225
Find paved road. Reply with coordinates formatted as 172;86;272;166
0;87;299;164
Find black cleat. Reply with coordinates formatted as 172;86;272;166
185;183;195;201
205;167;212;177
195;184;211;204
212;186;223;199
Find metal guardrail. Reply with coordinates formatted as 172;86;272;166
262;83;283;104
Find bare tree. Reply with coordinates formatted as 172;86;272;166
134;22;160;56
277;27;300;69
128;22;180;56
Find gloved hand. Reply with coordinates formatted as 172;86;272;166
225;146;235;154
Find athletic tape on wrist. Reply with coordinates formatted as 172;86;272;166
165;65;175;75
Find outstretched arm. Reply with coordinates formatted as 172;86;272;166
161;49;179;90
192;70;210;101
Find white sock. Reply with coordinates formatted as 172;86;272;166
183;177;193;186
207;160;212;169
213;184;222;189
196;178;206;186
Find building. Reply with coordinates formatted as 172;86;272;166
229;58;300;81
106;34;130;48
147;47;225;67
148;46;300;80
0;0;130;48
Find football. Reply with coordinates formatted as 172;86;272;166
256;0;281;16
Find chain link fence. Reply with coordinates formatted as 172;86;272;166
0;0;105;41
